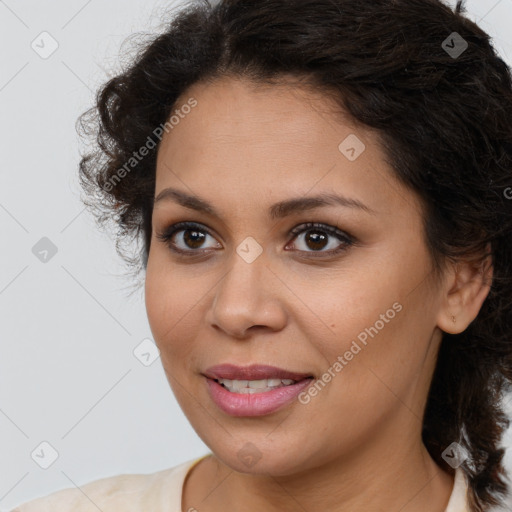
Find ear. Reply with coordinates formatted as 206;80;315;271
436;248;493;334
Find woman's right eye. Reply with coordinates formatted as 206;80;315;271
156;221;222;254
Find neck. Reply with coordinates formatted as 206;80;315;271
183;430;455;512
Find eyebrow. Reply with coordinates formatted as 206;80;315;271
153;187;376;219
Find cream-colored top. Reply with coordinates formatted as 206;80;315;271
12;454;470;511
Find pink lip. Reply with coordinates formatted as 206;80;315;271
203;363;312;381
202;364;314;417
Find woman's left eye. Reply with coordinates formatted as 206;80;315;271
156;221;354;257
287;222;354;256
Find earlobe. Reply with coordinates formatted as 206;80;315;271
436;253;493;335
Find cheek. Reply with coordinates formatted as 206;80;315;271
144;255;208;358
144;254;183;346
317;293;436;422
294;251;433;389
144;257;167;336
290;263;402;354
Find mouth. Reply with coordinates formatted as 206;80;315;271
212;376;312;393
202;364;315;416
203;363;313;382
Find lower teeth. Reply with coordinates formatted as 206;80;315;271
219;382;293;394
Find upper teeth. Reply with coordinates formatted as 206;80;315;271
217;378;297;393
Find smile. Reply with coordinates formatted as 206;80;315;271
205;375;314;416
215;377;299;393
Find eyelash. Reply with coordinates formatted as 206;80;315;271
155;221;355;258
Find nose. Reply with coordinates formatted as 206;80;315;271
205;248;288;339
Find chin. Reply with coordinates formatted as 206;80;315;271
209;437;314;476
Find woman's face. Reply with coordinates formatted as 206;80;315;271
145;76;448;475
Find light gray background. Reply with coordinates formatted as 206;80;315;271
1;0;512;510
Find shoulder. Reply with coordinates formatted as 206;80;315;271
445;467;471;512
11;456;208;512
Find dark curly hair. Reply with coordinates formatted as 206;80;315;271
77;0;512;509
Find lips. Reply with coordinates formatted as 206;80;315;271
203;363;313;382
202;364;315;416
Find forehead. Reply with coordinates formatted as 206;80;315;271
159;76;358;156
154;76;416;220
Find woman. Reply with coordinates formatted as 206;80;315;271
13;0;512;510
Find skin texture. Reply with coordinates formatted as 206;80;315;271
144;76;492;512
